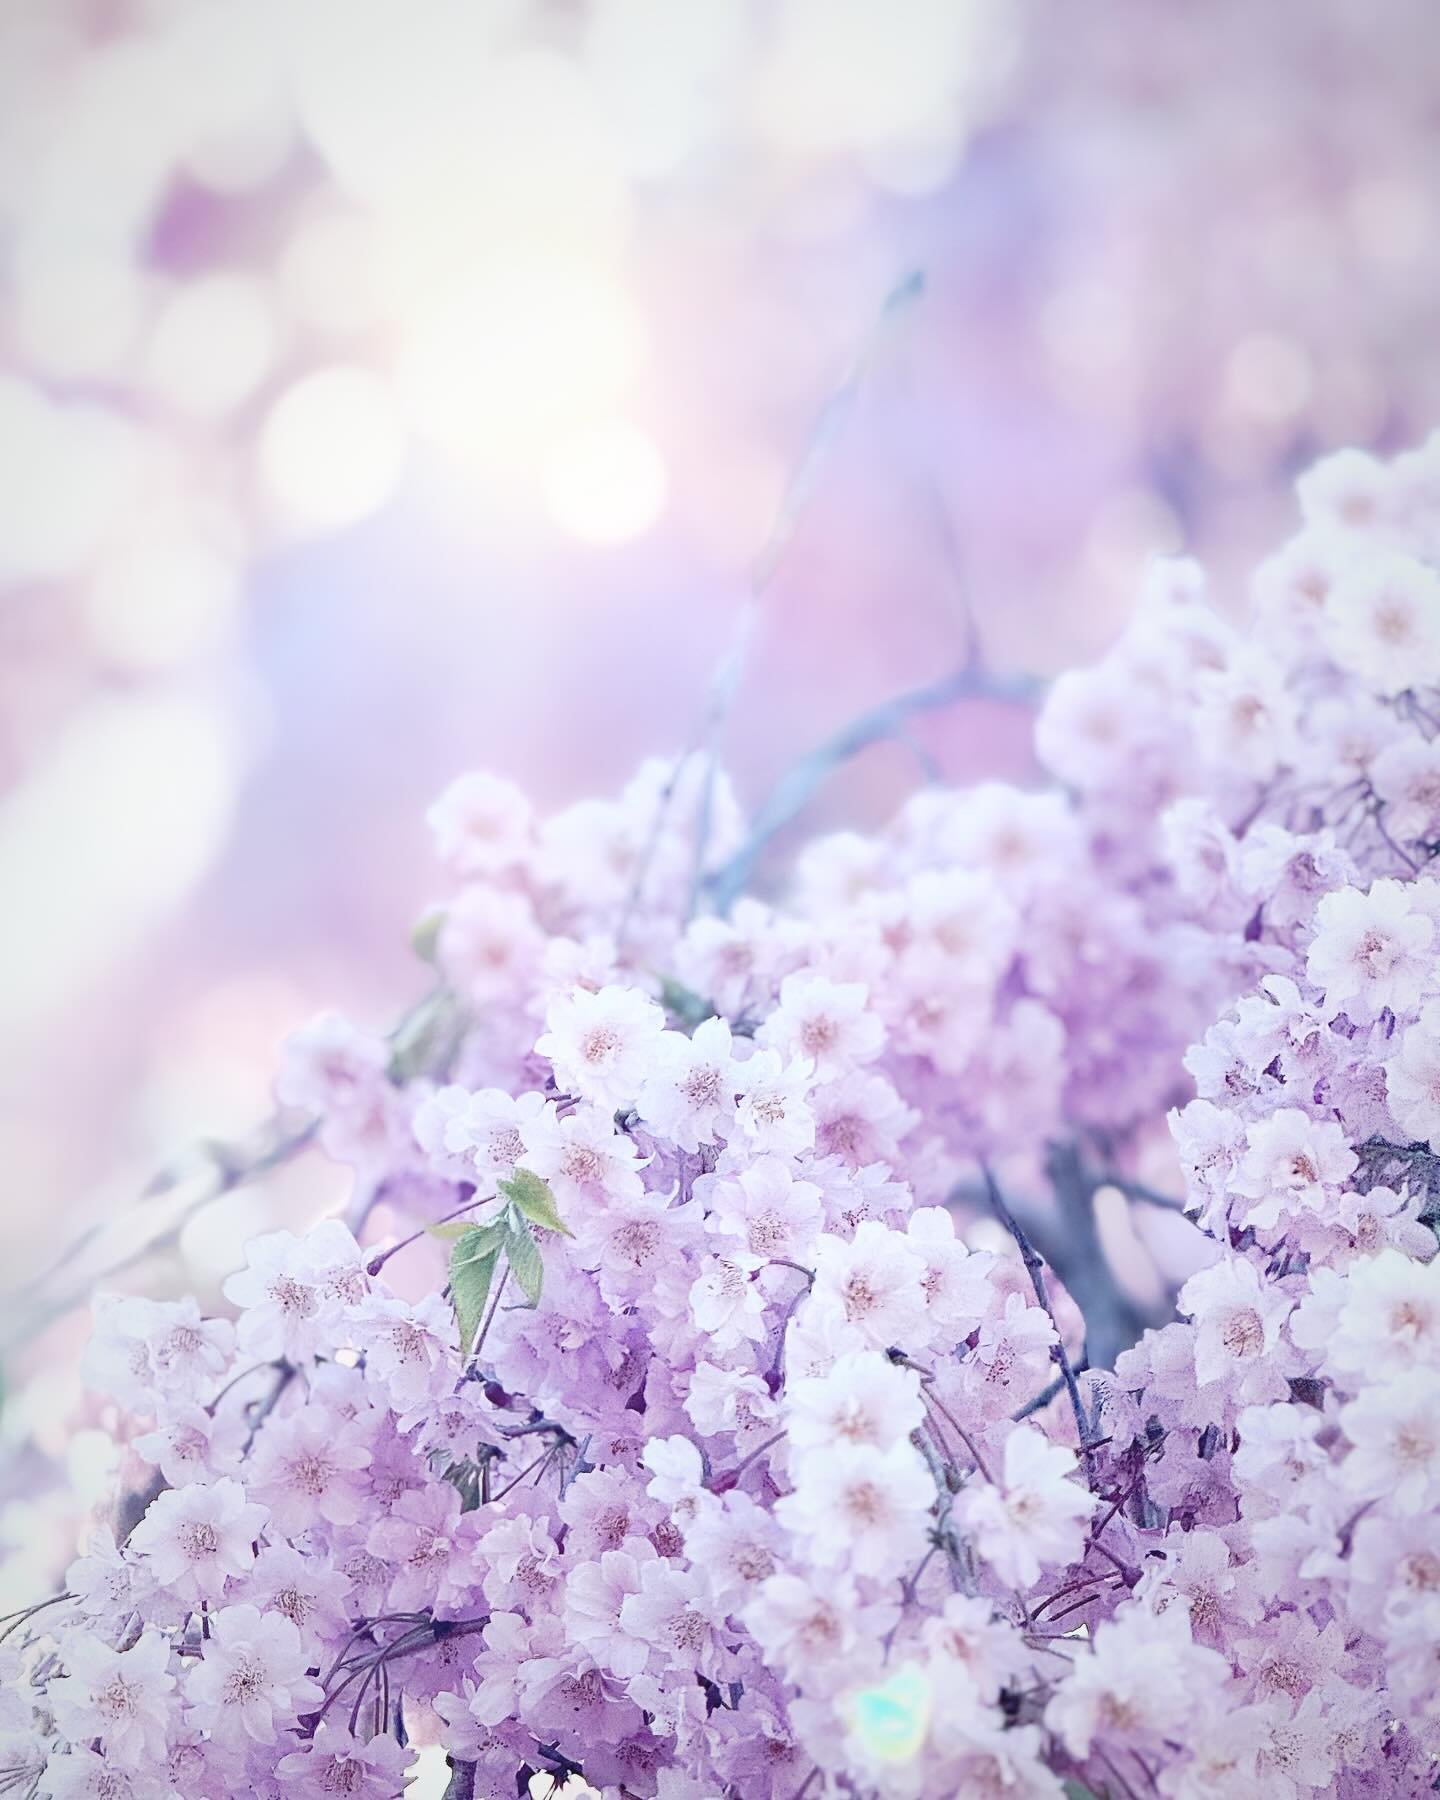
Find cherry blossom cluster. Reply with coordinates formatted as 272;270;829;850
8;431;1440;1799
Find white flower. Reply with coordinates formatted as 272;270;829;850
1297;445;1392;535
437;884;544;1004
681;1492;780;1611
732;1047;816;1155
82;1295;234;1412
39;1749;162;1800
1230;1108;1357;1231
1324;548;1440;696
574;1189;693;1309
810;1221;928;1349
1034;663;1150;791
535;983;665;1107
132;1402;244;1488
1348;1512;1440;1626
776;1440;932;1578
902;868;1019;986
65;1526;147;1621
1305;879;1435;1023
916;1593;1022;1703
1236;828;1357;932
903;1207;995;1348
425;770;533;878
1179;1257;1293;1393
245;1543;351;1644
184;1603;323;1744
421;1085;547;1182
955;1292;1058;1417
1326;1247;1440;1381
1372;736;1440;841
785;1350;925;1460
1162;800;1243;915
1232;1404;1326;1514
128;1479;268;1604
641;1435;706;1509
688;1255;768;1351
1193;648;1298;780
1045;1604;1229;1758
811;1070;918;1167
1251;526;1362;648
636;1016;741;1151
355;1292;456;1410
683;1360;776;1439
674;897;804;1017
248;1408;373;1535
959;1425;1095;1588
520;1101;646;1207
616;1560;720;1675
49;1631;174;1767
222;1220;367;1363
1385;999;1440;1149
705;1157;823;1265
275;1724;413;1800
273;1011;389;1117
744;1573;886;1683
1340;1370;1440;1514
757;975;885;1080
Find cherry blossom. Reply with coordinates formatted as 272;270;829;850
18;428;1440;1798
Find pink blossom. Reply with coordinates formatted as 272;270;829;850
183;1604;323;1745
128;1479;268;1605
959;1426;1096;1588
49;1631;174;1766
535;984;665;1108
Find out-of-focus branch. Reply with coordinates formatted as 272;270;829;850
7;986;461;1354
707;660;1042;911
1041;1142;1163;1374
3;1114;317;1356
622;270;931;942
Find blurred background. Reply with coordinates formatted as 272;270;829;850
3;0;1440;1592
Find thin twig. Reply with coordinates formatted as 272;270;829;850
707;661;1041;910
367;1186;482;1277
621;271;932;943
709;1430;787;1493
469;1264;511;1363
1012;1374;1066;1421
981;1164;1097;1479
906;1369;993;1484
6;1118;317;1353
1092;1174;1185;1211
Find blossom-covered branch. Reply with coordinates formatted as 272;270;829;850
9;432;1440;1797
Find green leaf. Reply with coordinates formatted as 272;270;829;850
387;988;468;1084
426;1219;479;1241
410;908;447;965
659;976;715;1028
505;1218;544;1306
499;1168;572;1237
1063;1783;1101;1800
450;1241;500;1357
442;1458;482;1512
451;1220;507;1267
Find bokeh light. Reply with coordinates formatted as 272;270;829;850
543;418;668;545
259;366;407;530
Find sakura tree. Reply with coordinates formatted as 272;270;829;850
7;430;1440;1798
